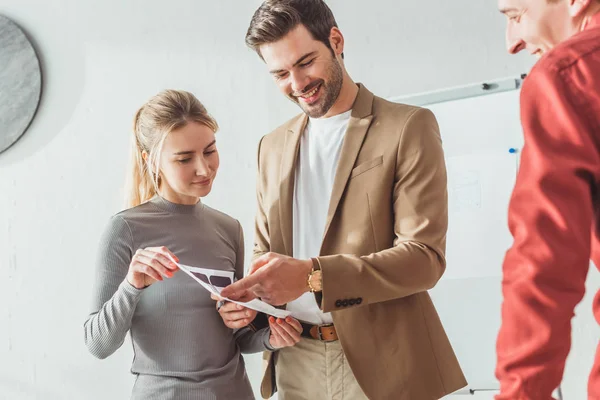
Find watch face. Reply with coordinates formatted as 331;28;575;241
310;270;322;291
0;15;42;154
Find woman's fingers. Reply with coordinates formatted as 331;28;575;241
218;301;242;314
127;247;178;289
135;252;175;278
134;260;163;281
228;318;254;329
147;248;180;270
277;318;301;344
148;246;180;265
214;301;256;329
139;248;179;271
222;309;253;322
270;318;296;347
283;317;303;334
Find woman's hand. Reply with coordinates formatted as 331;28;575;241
212;294;258;329
126;246;179;289
268;316;302;349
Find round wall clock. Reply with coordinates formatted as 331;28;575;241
0;15;42;154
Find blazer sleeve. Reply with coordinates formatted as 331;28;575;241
315;108;449;312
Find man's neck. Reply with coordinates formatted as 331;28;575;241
321;75;359;119
579;5;600;32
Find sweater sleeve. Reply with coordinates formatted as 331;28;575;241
231;220;274;353
84;215;144;359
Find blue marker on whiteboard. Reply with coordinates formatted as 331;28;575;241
509;148;518;154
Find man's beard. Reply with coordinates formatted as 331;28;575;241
289;56;344;118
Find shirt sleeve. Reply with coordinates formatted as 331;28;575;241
495;66;599;399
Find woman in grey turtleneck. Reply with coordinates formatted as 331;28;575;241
83;90;302;400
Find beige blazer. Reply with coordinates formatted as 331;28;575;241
254;84;467;399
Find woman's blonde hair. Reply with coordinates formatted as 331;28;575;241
125;89;219;208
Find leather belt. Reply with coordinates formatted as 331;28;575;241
300;322;338;342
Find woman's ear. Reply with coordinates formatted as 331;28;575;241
143;151;158;181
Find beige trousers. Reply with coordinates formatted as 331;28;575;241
274;337;369;400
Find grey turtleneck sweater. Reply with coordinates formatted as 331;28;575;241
84;196;271;400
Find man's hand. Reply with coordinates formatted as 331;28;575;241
219;252;313;306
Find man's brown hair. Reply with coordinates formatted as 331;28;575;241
246;0;341;59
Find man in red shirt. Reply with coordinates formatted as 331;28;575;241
496;0;600;399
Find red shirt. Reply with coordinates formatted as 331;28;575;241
496;13;600;400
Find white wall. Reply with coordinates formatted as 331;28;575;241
1;0;593;399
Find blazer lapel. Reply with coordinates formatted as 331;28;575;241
278;114;308;257
321;84;375;247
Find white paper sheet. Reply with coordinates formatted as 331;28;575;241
177;263;292;319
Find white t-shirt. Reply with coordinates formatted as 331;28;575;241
287;110;352;324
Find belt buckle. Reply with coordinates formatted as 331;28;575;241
317;323;334;342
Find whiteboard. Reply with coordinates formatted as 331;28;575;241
403;88;523;392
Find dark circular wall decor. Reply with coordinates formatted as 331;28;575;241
0;15;42;154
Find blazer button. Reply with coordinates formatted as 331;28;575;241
356;298;363;305
335;300;342;308
349;299;356;306
341;300;349;307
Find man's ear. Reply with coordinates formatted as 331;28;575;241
329;27;345;57
568;0;592;17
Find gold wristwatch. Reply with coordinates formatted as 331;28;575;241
307;259;323;293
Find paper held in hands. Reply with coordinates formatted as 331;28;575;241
177;263;292;320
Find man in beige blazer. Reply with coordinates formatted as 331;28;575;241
219;1;467;399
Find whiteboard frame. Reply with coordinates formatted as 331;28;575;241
389;75;525;107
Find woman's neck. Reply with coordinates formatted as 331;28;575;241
158;187;200;205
